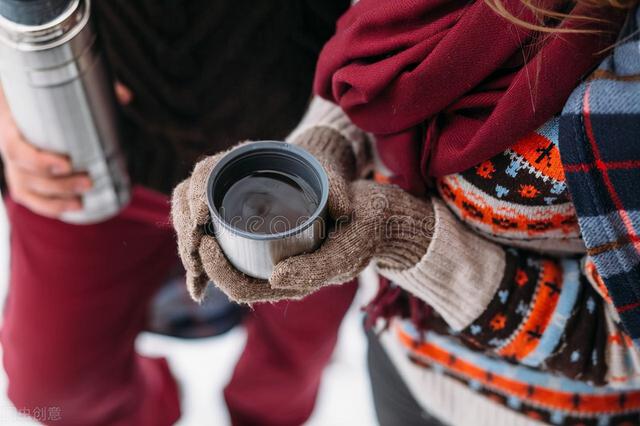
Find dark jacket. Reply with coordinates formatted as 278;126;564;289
0;0;349;195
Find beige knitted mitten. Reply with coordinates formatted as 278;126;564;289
270;180;435;292
293;127;361;181
171;129;355;304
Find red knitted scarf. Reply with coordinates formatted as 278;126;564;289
316;0;625;331
314;0;624;195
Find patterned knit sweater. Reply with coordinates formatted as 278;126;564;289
373;117;640;426
296;97;640;425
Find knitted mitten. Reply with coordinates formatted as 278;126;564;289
270;180;435;292
171;134;353;304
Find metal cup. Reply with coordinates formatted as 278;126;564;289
206;141;329;279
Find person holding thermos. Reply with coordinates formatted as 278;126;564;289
173;0;640;425
0;0;358;425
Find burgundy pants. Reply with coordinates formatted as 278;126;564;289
1;187;357;426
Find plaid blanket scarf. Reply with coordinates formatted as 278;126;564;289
559;7;640;346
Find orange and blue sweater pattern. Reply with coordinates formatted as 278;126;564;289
391;117;640;425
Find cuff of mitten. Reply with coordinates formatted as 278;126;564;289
376;198;505;331
374;188;434;271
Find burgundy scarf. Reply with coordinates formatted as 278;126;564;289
314;0;624;195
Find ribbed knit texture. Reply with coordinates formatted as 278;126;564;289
94;0;349;194
377;199;504;331
373;194;434;271
287;97;367;145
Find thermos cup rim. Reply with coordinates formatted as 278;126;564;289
206;141;330;242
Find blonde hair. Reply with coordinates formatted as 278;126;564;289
484;0;637;33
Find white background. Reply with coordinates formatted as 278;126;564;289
0;200;378;425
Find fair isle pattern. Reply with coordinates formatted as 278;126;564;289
397;324;640;426
372;10;640;424
455;252;615;387
379;115;640;423
379;195;640;425
378;112;640;425
491;260;564;362
438;118;584;254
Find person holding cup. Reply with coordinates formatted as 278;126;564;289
173;0;640;425
0;1;359;425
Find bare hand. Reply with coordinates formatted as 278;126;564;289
0;90;92;218
0;81;134;219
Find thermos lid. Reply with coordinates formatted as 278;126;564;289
0;0;73;25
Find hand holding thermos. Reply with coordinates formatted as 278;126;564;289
0;89;89;218
0;82;133;219
0;0;130;223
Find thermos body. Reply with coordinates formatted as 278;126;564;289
0;0;129;224
214;214;326;280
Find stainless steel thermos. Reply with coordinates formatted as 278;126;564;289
0;0;129;224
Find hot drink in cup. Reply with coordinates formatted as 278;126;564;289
207;141;328;279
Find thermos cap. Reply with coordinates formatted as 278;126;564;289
0;0;86;51
0;0;74;25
